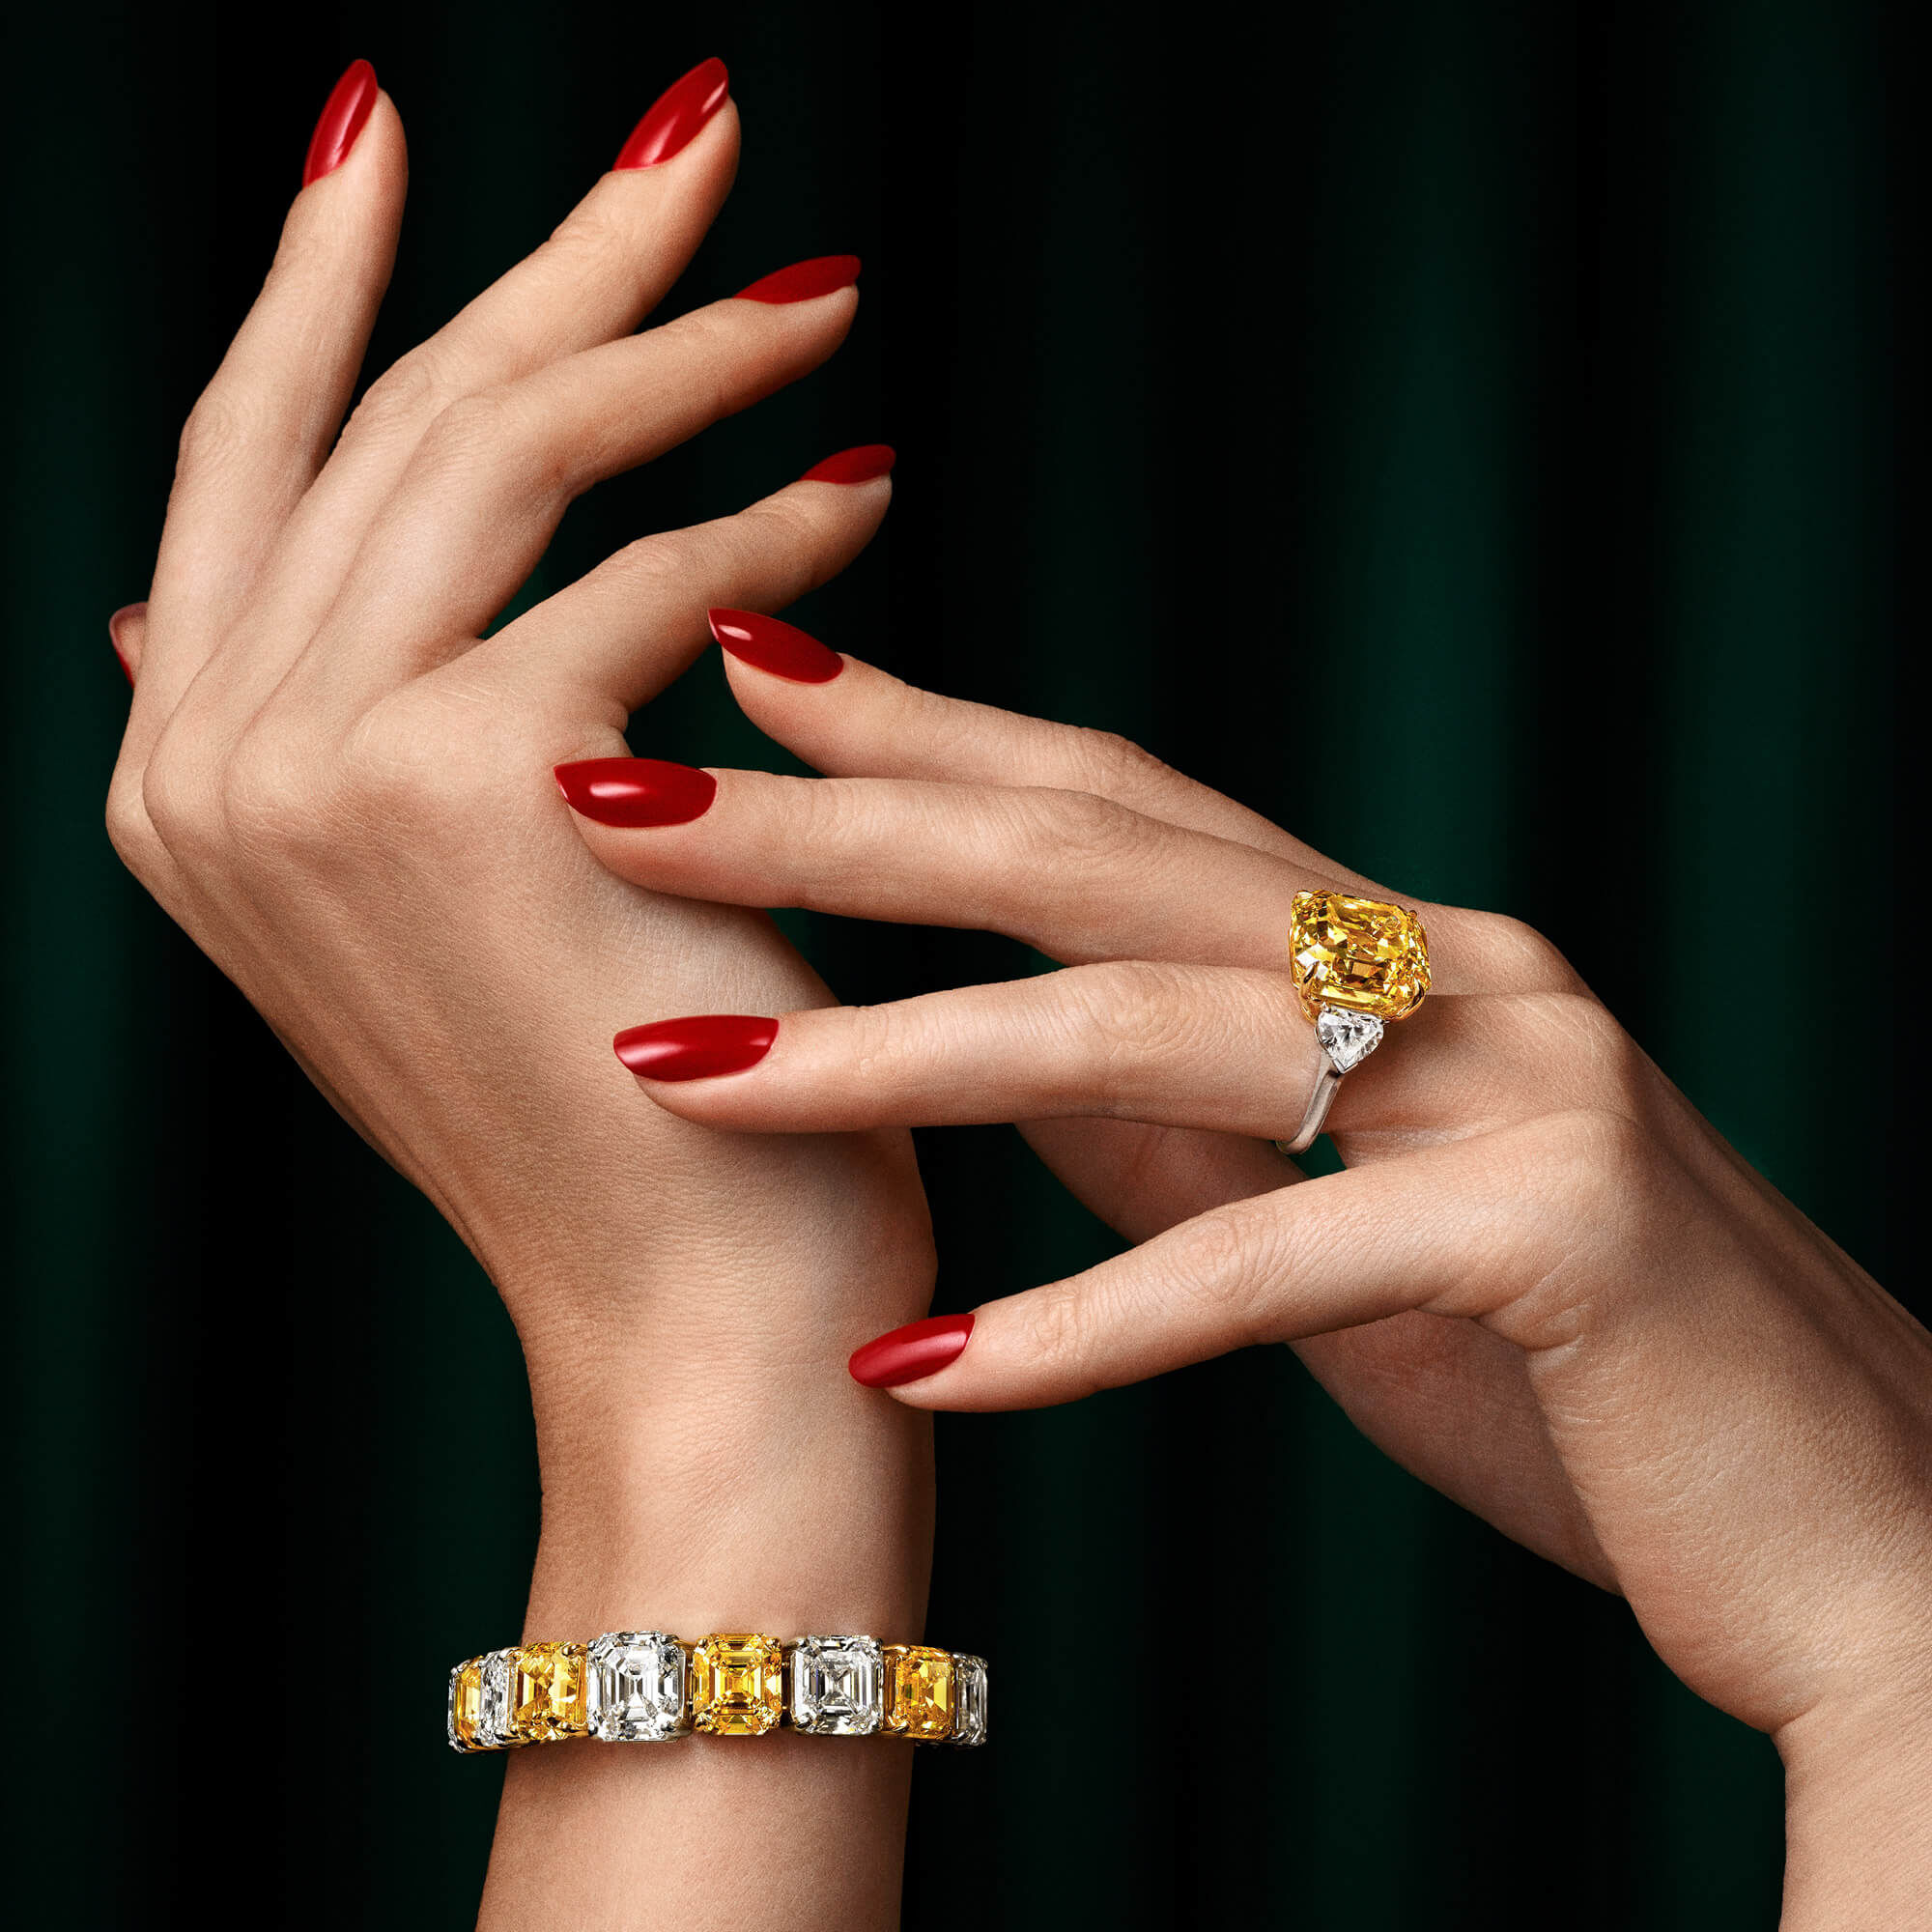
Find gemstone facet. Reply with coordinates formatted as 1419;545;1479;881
883;1645;955;1742
475;1649;517;1748
690;1634;783;1736
1315;1005;1385;1072
448;1659;482;1753
510;1641;589;1743
585;1631;688;1742
951;1654;989;1747
1289;891;1430;1023
788;1635;884;1736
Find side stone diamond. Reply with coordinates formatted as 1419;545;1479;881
586;1632;688;1742
1316;1005;1384;1073
475;1649;517;1748
951;1655;988;1747
789;1635;884;1736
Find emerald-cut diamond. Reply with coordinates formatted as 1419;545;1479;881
1315;1006;1384;1073
585;1632;687;1742
951;1654;988;1747
475;1649;517;1748
788;1635;884;1736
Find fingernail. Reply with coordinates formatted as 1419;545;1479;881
614;1014;778;1081
303;59;378;187
554;757;717;827
735;255;862;304
800;444;895;486
107;603;145;685
708;609;844;684
614;57;729;170
849;1313;975;1389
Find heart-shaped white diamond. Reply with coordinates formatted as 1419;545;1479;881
1316;1007;1384;1073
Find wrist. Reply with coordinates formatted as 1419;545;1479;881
1777;1692;1932;1928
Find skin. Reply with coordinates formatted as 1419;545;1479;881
564;640;1932;1927
105;80;934;1930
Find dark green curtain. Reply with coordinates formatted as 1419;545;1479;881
3;2;1910;1924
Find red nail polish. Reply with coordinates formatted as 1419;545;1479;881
614;57;729;170
735;255;862;304
708;609;844;684
849;1313;975;1389
303;59;378;187
107;603;145;685
554;757;717;827
614;1014;778;1081
800;444;895;486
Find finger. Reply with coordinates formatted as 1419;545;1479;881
166;66;741;737
108;604;148;685
558;760;1524;988
135;72;407;713
478;462;893;715
300;285;861;703
713;621;1368;877
610;973;1620;1145
1019;1113;1611;1582
846;1123;1550;1411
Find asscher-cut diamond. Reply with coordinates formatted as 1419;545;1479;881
511;1641;588;1743
951;1655;988;1747
586;1632;688;1742
475;1649;517;1748
883;1645;954;1742
789;1635;884;1736
1316;1006;1384;1073
448;1659;483;1752
691;1634;784;1736
1289;890;1430;1022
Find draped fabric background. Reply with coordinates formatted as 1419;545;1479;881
2;2;1912;1924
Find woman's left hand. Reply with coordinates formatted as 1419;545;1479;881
558;613;1932;1921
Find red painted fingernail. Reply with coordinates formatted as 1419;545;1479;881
707;609;844;684
303;59;378;186
554;757;717;827
849;1313;975;1389
614;57;729;170
107;603;145;685
800;443;895;486
735;255;862;304
614;1014;778;1081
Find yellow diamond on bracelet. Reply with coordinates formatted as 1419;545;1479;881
1288;890;1430;1024
511;1641;589;1743
447;1659;483;1751
883;1645;955;1742
691;1634;784;1736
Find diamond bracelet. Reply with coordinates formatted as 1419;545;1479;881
447;1632;988;1752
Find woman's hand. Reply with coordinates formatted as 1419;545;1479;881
559;614;1932;1923
108;65;931;1928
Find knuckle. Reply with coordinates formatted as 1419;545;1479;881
1060;962;1197;1105
1164;1203;1281;1337
1477;912;1578;992
345;352;455;447
1061;724;1173;797
104;765;167;879
1018;786;1145;873
1013;1284;1095;1382
139;740;222;870
1539;1106;1657;1237
220;726;326;857
413;386;548;492
1523;992;1650;1102
174;391;251;479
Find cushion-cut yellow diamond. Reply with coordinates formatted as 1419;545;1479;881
1289;891;1430;1022
691;1634;783;1736
510;1642;588;1743
883;1646;954;1742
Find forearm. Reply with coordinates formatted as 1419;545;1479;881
478;1207;936;1930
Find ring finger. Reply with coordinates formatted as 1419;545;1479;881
609;967;1627;1149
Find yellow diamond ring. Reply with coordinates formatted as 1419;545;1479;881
1276;890;1432;1156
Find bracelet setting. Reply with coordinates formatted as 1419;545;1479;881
448;1633;988;1751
